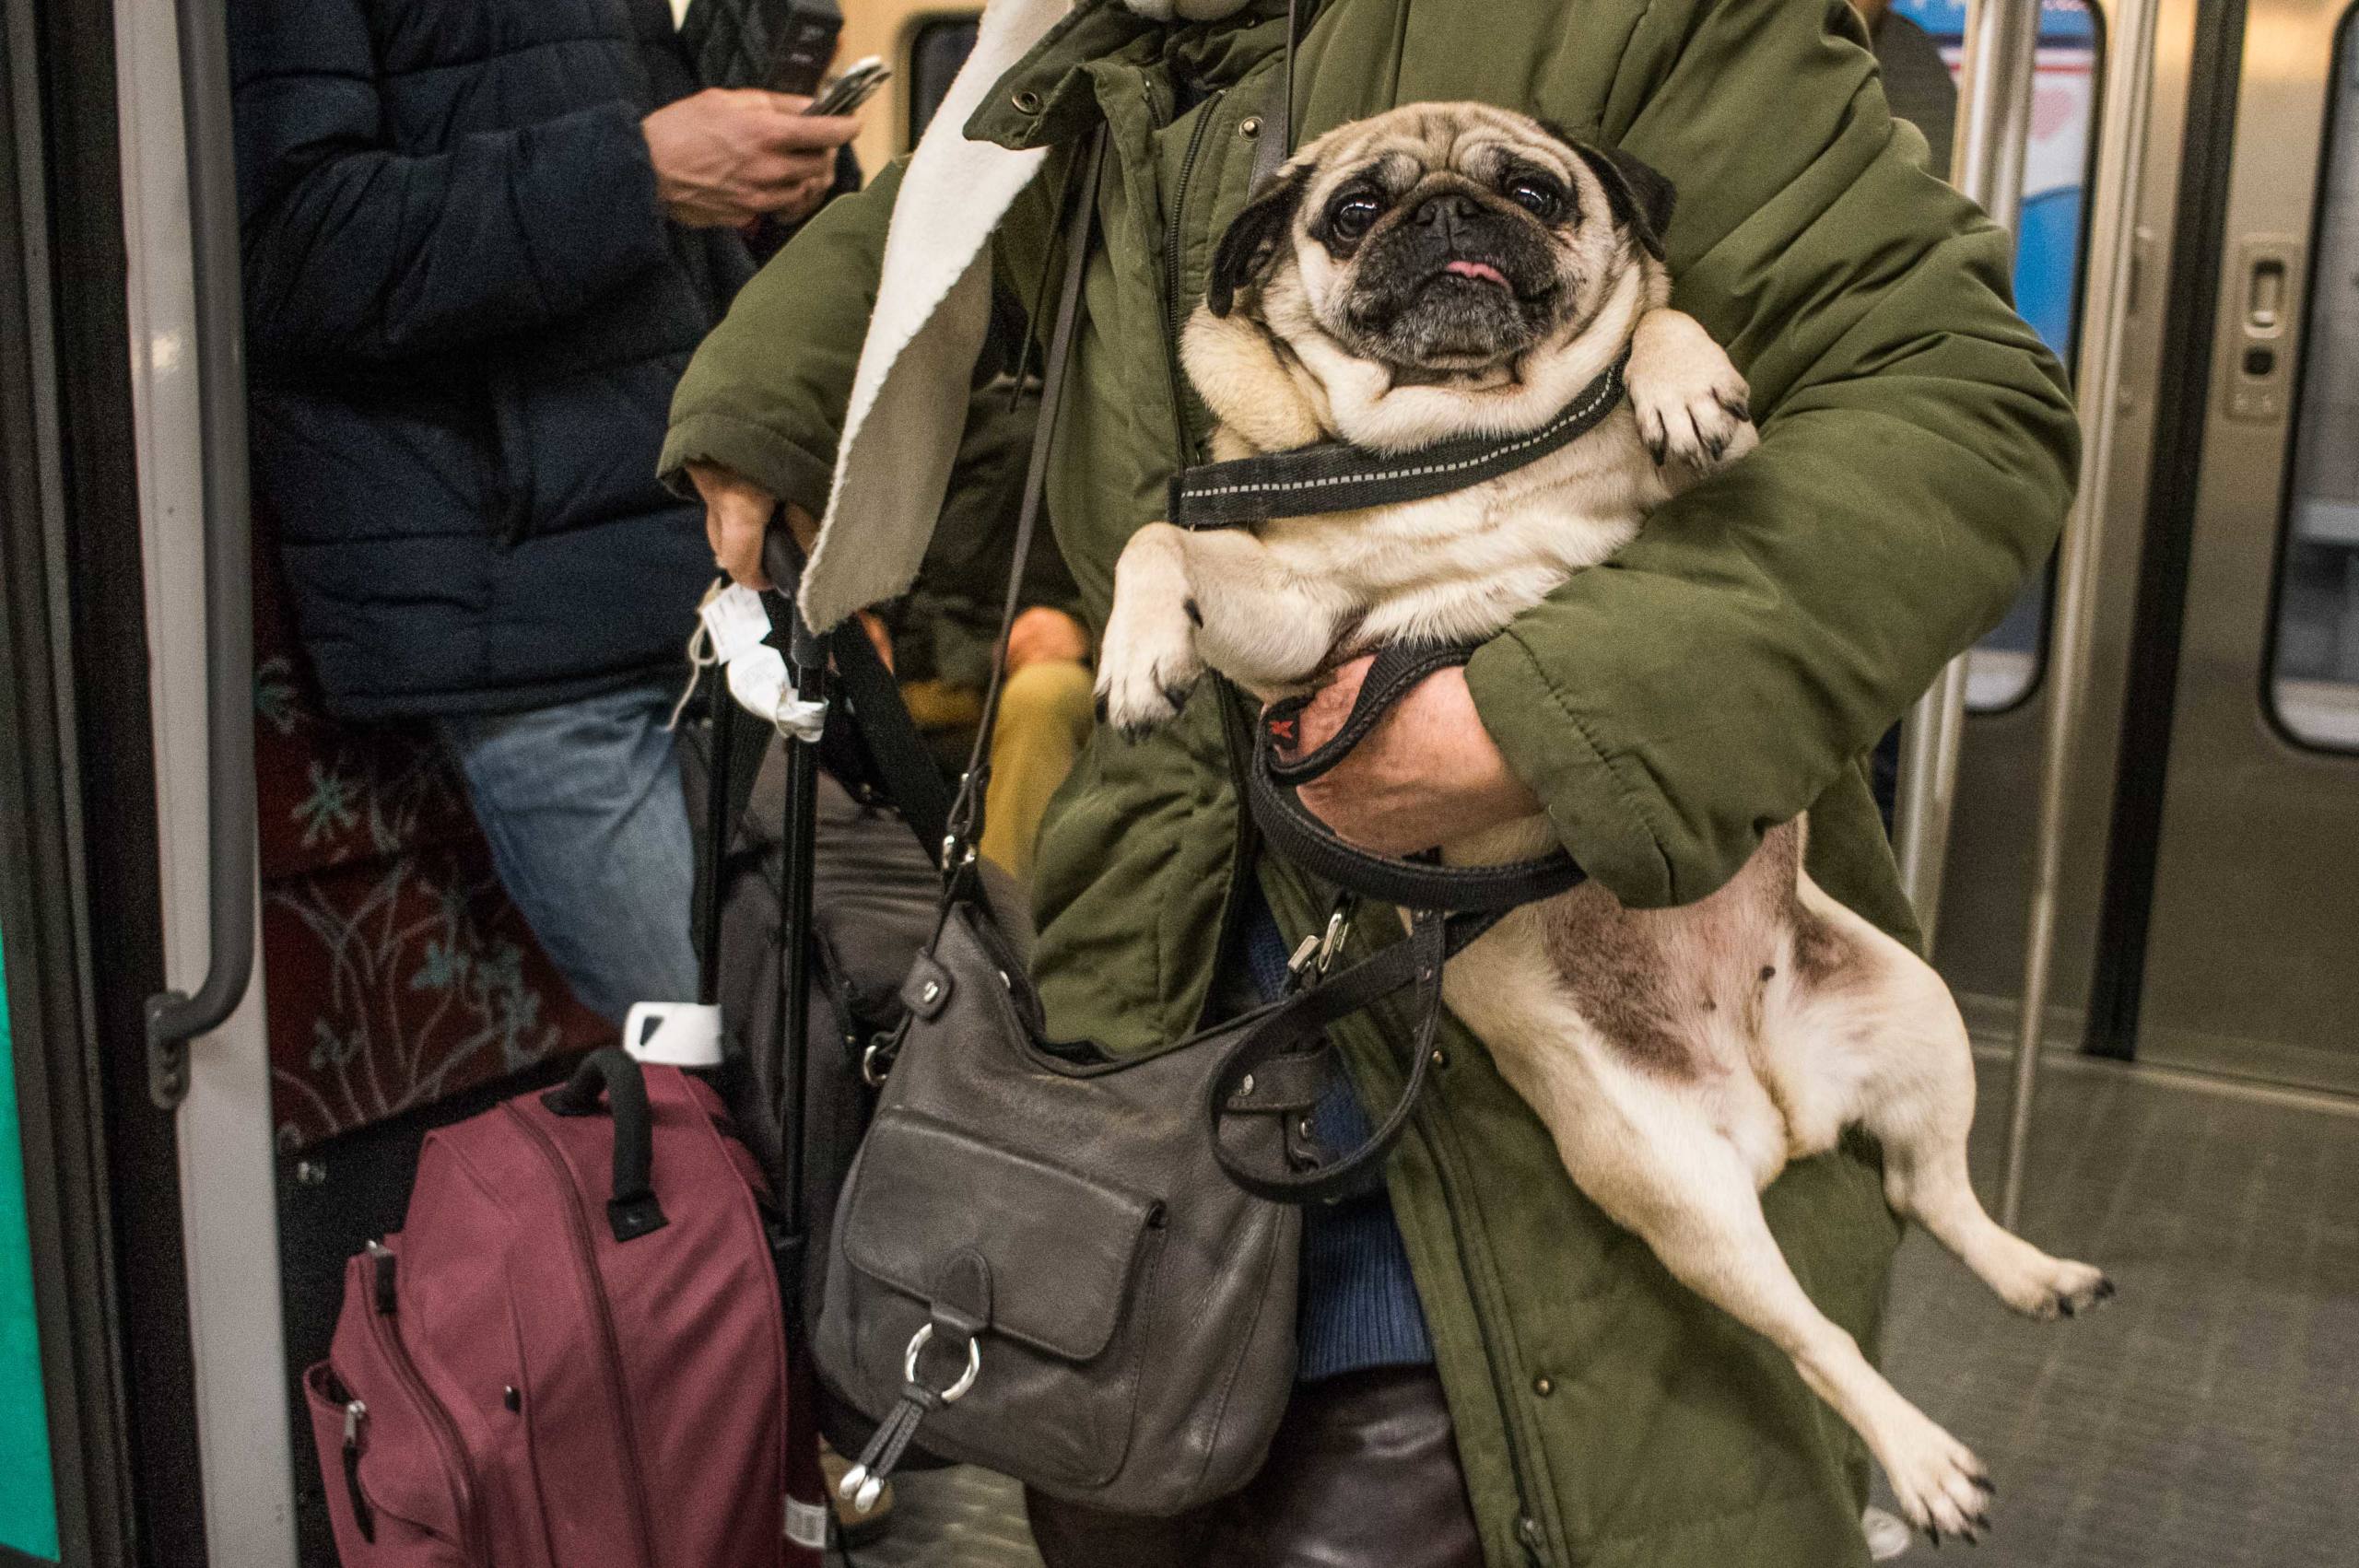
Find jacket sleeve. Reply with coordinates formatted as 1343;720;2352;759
659;158;908;517
231;0;673;365
1461;0;2082;908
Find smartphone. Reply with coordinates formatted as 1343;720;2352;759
765;0;842;97
804;56;890;117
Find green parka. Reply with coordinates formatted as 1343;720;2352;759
662;3;2080;1562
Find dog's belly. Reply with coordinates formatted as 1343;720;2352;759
1433;819;1870;1188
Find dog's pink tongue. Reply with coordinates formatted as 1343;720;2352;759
1444;259;1509;287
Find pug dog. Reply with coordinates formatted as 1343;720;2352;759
1096;102;2110;1543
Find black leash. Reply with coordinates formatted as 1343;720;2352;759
1202;645;1589;1204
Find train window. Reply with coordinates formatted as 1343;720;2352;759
2268;10;2359;753
908;15;982;147
1887;0;2105;712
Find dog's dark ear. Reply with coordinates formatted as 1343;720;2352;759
1207;168;1308;317
1572;143;1677;262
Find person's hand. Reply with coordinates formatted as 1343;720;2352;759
1005;607;1090;673
1282;655;1543;857
690;463;817;589
643;90;859;228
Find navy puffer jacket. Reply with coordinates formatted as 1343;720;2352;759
232;0;752;718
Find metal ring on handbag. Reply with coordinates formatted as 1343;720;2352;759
901;1323;982;1404
861;1037;896;1089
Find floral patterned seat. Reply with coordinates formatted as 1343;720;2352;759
253;529;609;1151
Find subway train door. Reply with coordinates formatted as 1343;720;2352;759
2118;0;2359;1091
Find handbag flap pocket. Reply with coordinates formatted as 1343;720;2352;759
840;1109;1159;1363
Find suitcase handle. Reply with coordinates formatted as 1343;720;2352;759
542;1048;671;1242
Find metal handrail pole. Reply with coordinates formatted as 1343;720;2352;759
2000;0;2162;1229
144;0;257;1105
1892;0;2046;943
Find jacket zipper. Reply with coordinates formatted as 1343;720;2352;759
509;1106;661;1568
365;1242;487;1563
1158;85;1268;1003
1412;1103;1555;1563
1162;86;1226;462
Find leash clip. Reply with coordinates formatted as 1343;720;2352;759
1286;899;1355;990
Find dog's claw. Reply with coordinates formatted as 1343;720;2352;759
2095;1277;2118;1302
1971;1475;1998;1497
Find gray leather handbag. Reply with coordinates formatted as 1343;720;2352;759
808;127;1317;1517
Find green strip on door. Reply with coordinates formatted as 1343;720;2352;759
0;937;60;1562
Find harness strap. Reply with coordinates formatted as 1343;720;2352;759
1167;351;1628;530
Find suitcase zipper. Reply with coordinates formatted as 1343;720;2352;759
342;1397;377;1543
509;1106;662;1568
365;1241;487;1564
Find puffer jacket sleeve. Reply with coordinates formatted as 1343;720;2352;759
231;0;673;365
659;158;906;519
1460;0;2081;909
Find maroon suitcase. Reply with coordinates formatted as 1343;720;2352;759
304;1050;827;1567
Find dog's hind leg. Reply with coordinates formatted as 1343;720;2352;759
1449;915;1992;1539
1542;1071;1998;1543
1807;887;2114;1323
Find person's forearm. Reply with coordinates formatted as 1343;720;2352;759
663;158;909;517
1462;0;2079;908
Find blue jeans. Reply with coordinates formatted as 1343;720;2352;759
436;677;700;1023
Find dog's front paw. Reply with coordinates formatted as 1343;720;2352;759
1093;605;1204;740
1627;309;1757;474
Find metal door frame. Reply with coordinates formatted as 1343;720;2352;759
1935;0;2189;1048
111;0;294;1558
2130;0;2359;1089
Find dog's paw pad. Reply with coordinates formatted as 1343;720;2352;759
2035;1263;2116;1321
1882;1412;1994;1547
1094;649;1203;739
1627;326;1756;474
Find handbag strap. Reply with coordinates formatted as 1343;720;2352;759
938;129;1109;872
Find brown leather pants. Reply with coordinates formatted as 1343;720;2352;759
1024;1365;1483;1568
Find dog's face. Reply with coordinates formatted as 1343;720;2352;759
1209;104;1674;378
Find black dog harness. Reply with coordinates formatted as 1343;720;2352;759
1183;359;1636;1202
1168;351;1630;530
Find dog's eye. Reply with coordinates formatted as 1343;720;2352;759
1328;193;1382;241
1507;178;1562;221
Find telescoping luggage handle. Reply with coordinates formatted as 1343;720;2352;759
542;1047;671;1242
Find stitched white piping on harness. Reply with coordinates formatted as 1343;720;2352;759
1175;370;1623;502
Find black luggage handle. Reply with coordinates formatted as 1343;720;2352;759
543;1048;670;1242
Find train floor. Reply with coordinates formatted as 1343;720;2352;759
844;1048;2359;1568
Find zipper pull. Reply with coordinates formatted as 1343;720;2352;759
342;1399;376;1543
366;1239;397;1315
